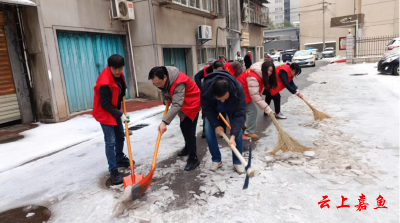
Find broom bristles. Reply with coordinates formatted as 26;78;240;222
302;98;330;121
268;113;312;155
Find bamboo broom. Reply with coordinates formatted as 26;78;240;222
268;112;313;155
302;97;330;121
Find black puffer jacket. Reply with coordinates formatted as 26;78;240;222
201;70;246;137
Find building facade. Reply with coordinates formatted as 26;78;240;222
0;0;267;124
265;0;284;27
299;0;399;57
263;27;299;52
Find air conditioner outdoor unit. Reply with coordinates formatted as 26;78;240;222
111;0;135;20
198;25;212;40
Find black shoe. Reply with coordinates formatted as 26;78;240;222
116;155;134;168
178;147;189;156
110;168;123;185
184;156;200;171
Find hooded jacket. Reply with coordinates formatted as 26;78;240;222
238;62;271;111
201;70;246;137
158;66;200;124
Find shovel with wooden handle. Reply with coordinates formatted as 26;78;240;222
218;113;255;180
129;103;170;201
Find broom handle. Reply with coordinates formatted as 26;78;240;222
301;97;315;110
123;97;135;180
221;132;248;167
151;104;170;169
218;113;248;167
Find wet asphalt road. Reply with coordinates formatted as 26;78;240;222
151;60;331;210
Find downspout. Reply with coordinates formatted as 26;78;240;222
17;6;37;121
148;0;159;66
126;23;139;98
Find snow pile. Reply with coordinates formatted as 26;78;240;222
265;117;386;186
0;106;166;173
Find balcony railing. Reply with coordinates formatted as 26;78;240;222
242;1;269;27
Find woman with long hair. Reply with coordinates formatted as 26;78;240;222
263;63;303;119
235;61;277;140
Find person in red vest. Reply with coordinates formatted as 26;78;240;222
244;51;252;69
223;61;243;78
93;54;131;185
263;63;303;119
236;61;277;140
149;66;201;171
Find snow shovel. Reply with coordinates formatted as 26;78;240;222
128;103;170;201
122;97;143;188
218;113;255;179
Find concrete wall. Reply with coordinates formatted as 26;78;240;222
299;0;354;57
23;0;132;121
22;6;56;121
300;0;399;58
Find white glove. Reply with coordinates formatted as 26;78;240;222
120;114;130;123
264;106;273;115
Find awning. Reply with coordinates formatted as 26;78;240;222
0;0;37;6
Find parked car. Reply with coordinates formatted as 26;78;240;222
292;50;316;67
264;53;274;62
270;52;282;62
308;49;322;60
322;47;336;58
384;37;400;56
377;54;399;75
281;49;298;62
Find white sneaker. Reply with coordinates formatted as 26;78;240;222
234;164;245;174
210;162;223;171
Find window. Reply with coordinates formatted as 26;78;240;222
207;48;216;61
275;0;282;3
175;0;214;11
275;15;283;19
218;47;226;57
197;48;206;64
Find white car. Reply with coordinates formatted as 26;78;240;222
309;49;322;60
292;50;316;67
270;52;282;62
322;47;336;58
384;37;400;56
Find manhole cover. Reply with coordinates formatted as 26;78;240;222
351;73;368;76
320;82;327;84
105;169;131;188
0;205;51;223
128;124;149;131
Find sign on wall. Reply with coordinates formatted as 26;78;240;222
241;31;250;47
339;37;347;50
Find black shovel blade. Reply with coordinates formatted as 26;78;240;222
243;143;252;189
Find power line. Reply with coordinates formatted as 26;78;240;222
264;2;322;13
364;19;398;24
362;0;395;6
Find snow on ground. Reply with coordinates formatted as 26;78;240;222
0;106;166;173
321;55;345;62
109;62;399;222
0;62;398;222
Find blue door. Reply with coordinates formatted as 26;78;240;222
57;32;129;113
163;48;187;74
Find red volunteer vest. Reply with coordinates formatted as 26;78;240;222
169;72;201;121
236;69;263;104
224;62;236;77
93;67;127;125
203;66;210;77
270;64;293;96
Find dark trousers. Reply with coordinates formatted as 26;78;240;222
100;118;125;172
265;91;281;114
181;113;199;157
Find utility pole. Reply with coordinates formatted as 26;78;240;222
322;0;326;50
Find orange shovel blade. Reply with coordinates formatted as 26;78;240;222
123;174;143;189
130;168;155;201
